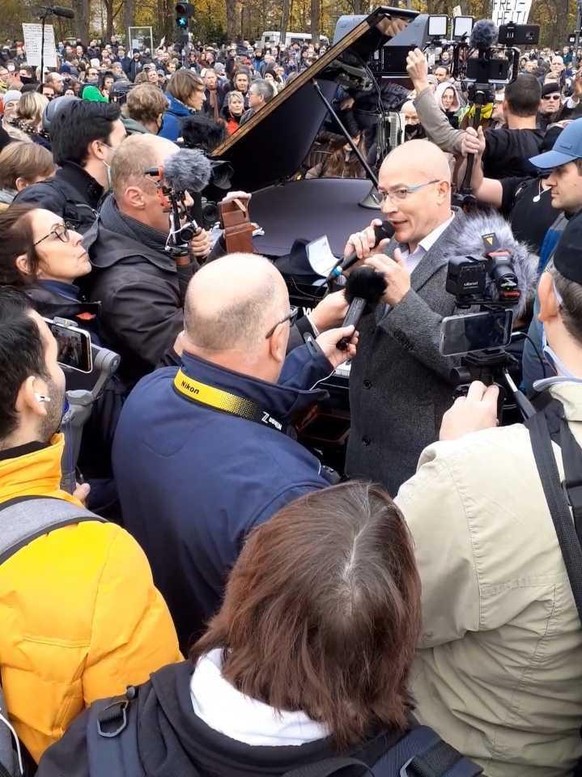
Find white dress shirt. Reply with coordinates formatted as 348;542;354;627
397;213;455;274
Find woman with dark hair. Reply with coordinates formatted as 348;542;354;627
35;482;481;776
0;203;99;333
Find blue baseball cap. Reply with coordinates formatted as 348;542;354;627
530;118;582;169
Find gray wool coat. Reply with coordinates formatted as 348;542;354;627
346;210;470;494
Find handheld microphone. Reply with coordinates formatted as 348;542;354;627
45;5;76;17
469;19;498;50
161;149;212;193
337;267;387;351
327;221;394;281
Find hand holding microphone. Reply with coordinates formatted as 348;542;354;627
328;219;393;281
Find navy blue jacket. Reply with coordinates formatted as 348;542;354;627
113;343;334;650
159;93;195;142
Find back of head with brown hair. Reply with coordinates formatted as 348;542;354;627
167;69;204;104
191;481;421;750
126;83;168;125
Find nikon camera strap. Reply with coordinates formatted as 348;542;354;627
173;369;286;434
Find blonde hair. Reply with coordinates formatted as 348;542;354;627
126;83;168;125
16;92;49;127
0;141;55;189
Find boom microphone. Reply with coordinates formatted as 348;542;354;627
162;149;212;194
469;19;498;50
328;221;394;280
337;267;387;351
41;5;75;17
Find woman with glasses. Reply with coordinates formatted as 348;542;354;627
0;204;99;335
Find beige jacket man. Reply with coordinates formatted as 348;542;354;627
396;381;582;777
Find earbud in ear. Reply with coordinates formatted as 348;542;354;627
34;393;51;403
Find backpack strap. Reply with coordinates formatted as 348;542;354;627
87;687;143;777
0;496;106;565
405;739;478;776
283;757;372;777
526;403;582;622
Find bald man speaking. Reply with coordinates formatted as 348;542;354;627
344;140;467;492
112;253;357;650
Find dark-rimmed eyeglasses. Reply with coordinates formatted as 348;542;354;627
543;94;561;100
33;223;70;247
265;306;298;339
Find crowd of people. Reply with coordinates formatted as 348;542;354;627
2;22;582;777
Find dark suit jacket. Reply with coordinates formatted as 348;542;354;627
346;212;468;494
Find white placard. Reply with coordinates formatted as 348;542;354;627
22;23;57;69
491;0;533;27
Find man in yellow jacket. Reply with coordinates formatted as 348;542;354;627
0;288;181;764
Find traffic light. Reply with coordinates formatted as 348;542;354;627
175;2;193;29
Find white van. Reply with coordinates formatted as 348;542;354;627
259;31;329;48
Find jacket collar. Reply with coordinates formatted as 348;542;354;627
0;433;80;506
167;93;195;117
180;351;325;425
57;162;103;209
85;195;176;272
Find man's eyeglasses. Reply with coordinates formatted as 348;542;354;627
543;94;561;100
379;179;441;204
265;307;298;339
33;223;70;247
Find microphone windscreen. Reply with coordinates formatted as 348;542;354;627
470;19;498;49
345;267;387;305
163;149;212;193
52;6;76;17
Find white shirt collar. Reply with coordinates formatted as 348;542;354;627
416;212;455;254
190;649;329;747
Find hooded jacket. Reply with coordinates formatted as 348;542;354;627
35;662;385;777
84;195;200;387
0;435;181;762
112;345;334;651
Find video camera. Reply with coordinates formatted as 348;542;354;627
439;235;528;417
423;17;540;97
145;149;234;258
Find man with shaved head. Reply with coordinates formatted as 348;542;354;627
344;139;500;491
112;253;357;649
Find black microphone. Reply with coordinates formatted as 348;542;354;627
159;149;212;193
46;5;76;17
328;221;394;281
337;267;387;351
469;19;498;50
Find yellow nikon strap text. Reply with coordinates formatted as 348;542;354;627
173;369;284;432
